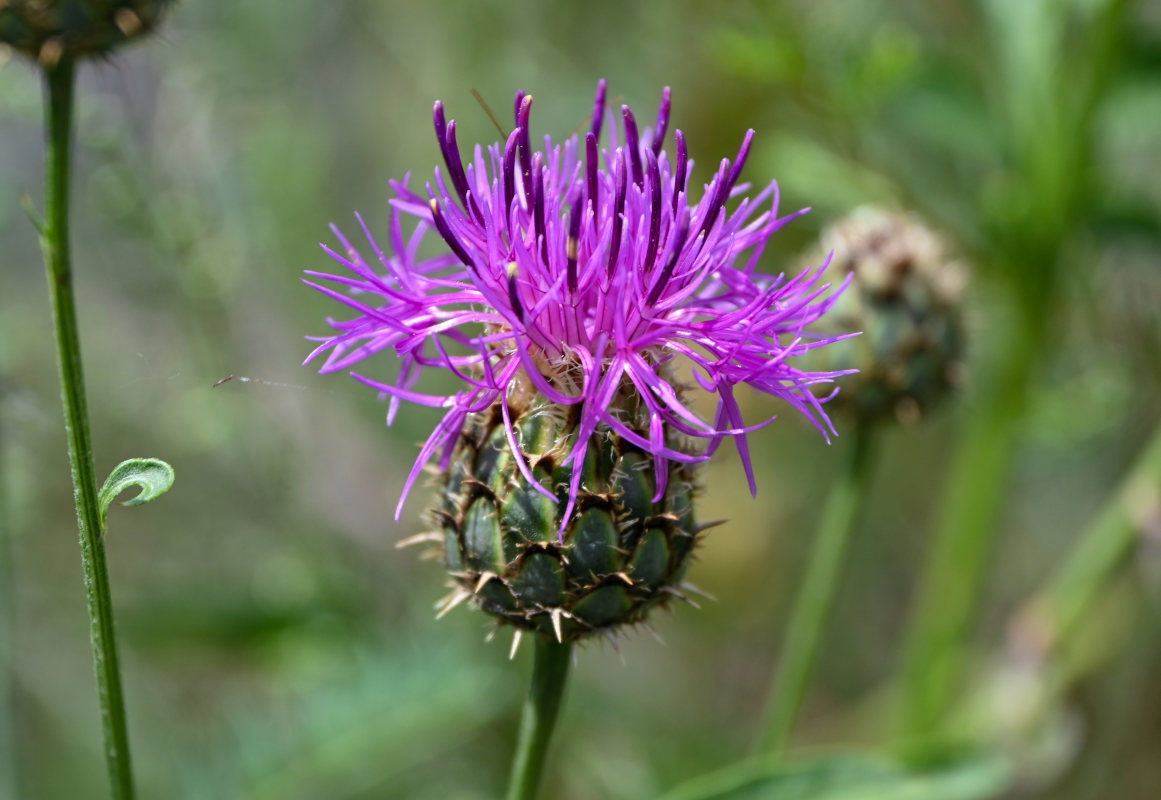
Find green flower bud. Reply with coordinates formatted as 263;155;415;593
808;207;968;426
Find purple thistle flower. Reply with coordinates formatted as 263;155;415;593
304;81;853;530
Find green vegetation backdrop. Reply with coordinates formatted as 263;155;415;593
2;1;1160;798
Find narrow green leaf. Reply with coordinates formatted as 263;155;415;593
659;753;1010;800
98;458;175;529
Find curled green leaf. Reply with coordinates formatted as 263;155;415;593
98;458;176;529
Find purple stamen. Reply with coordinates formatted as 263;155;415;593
607;149;627;277
621;105;644;189
585;132;599;218
673;129;688;215
531;153;547;266
726;129;755;192
643;149;662;271
433;103;483;224
646;205;691;305
503;128;519;216
514;89;526;124
567;193;582;293
591;78;607;140
698;158;730;239
433;101;449;155
651;86;671;156
428;198;475;270
444;120;483;223
517;95;533;190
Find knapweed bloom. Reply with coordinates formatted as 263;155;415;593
305;81;851;641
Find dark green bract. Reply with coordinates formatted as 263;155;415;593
0;0;173;62
434;400;702;642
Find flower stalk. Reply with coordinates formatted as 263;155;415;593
505;638;572;800
898;313;1041;739
39;57;136;799
757;423;875;755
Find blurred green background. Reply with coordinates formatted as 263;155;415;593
2;1;1160;798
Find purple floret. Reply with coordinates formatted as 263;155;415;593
304;81;853;529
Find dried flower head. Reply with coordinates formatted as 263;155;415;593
305;81;852;532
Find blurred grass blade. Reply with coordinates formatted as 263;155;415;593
659;753;1010;800
98;458;175;529
1024;421;1161;655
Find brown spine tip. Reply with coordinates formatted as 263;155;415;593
38;38;62;69
550;607;564;642
114;9;143;37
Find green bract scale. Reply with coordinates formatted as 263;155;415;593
429;397;703;643
0;0;173;64
806;207;967;426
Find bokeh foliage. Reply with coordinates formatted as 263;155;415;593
2;1;1160;797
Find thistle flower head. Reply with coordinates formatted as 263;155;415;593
305;81;852;531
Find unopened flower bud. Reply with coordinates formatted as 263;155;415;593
807;207;967;426
0;1;173;65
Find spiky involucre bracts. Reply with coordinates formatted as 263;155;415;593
429;392;703;642
0;1;173;64
304;81;854;536
805;206;967;426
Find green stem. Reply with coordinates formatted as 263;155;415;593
40;59;136;799
756;424;875;755
898;317;1040;739
505;637;572;800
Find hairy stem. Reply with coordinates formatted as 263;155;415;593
505;637;572;800
757;424;875;755
40;59;136;799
